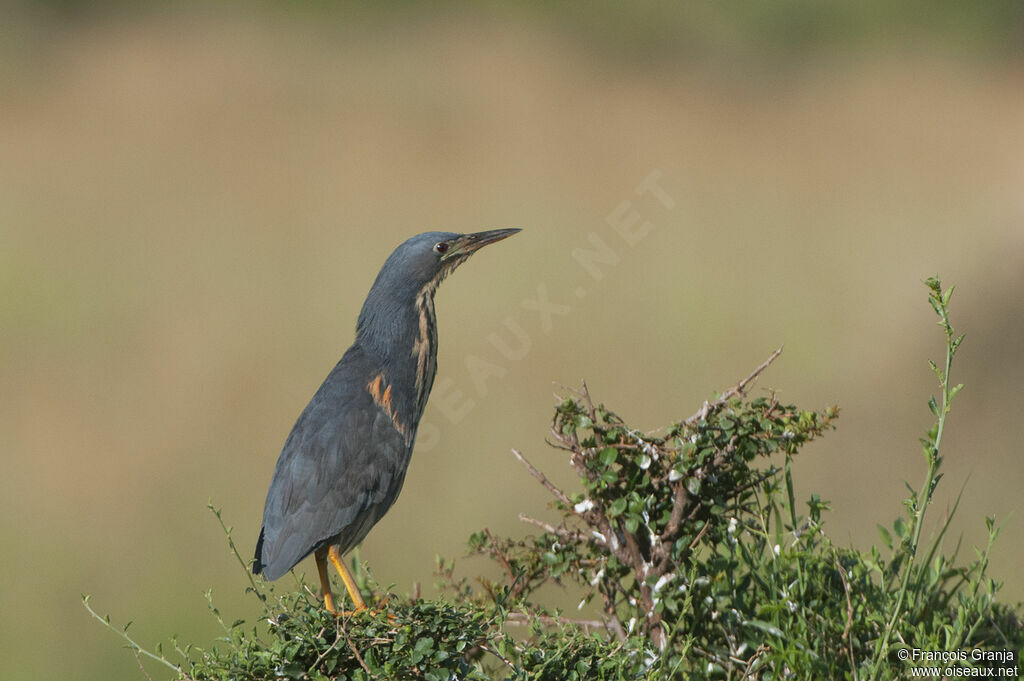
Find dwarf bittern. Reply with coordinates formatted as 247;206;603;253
253;229;520;613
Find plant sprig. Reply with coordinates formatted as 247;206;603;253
868;276;965;678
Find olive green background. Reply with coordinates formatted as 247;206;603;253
2;3;1023;679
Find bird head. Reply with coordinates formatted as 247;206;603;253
405;229;522;289
372;229;521;298
356;229;521;350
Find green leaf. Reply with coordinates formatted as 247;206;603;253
877;524;893;550
609;497;628;517
894;516;907;539
414;636;435;655
744;619;785;638
684;477;701;496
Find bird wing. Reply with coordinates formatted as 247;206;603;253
255;349;411;580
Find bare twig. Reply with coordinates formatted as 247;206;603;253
478;644;517;673
551;380;578;396
684;347;783;425
579;380;598;422
484;528;519;586
517;513;561;534
542;438;575;452
604;612;627;642
517;514;588;541
511;448;574;509
504;611;608;634
834;553;855;642
337;618;371;674
688;519;712;550
834;551;859;681
309;622;346;676
132;648;157;681
742;644;771;678
517;515;611;560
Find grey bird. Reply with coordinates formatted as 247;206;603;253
253;229;520;612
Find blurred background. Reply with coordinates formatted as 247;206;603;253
2;2;1023;679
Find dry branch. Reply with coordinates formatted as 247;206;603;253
684;346;783;425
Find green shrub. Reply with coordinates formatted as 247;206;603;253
87;277;1022;680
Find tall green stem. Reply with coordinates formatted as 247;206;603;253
869;278;963;679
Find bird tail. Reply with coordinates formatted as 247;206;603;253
252;527;266;575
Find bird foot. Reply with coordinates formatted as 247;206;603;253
328;599;397;623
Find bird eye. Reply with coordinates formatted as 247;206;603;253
434;242;449;254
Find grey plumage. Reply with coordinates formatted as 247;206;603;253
253;230;519;594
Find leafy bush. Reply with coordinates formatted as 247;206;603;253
87;277;1022;680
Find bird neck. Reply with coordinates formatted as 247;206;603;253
355;281;440;423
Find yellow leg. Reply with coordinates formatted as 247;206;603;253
314;547;337;613
328;545;367;612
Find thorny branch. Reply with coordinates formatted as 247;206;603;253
510;448;573;509
517;513;600;550
509;347;795;648
684;346;783;426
